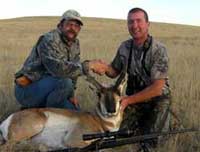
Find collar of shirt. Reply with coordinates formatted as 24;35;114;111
132;34;151;52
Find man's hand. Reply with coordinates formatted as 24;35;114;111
89;59;109;75
15;76;32;86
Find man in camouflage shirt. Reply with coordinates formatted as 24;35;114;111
91;8;171;151
14;10;106;110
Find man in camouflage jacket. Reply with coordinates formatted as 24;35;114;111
14;10;106;110
91;8;171;151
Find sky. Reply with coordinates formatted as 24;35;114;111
0;0;199;26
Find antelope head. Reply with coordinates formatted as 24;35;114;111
85;68;126;118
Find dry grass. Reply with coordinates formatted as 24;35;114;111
0;17;200;151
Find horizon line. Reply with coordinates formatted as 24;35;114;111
0;15;199;27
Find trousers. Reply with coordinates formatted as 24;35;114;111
15;75;80;111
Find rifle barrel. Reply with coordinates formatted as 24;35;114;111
49;128;198;152
80;128;198;151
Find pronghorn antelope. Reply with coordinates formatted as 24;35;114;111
0;71;126;150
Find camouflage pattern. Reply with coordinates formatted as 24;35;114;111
15;28;84;87
120;99;170;133
120;99;170;151
111;35;171;141
61;9;83;25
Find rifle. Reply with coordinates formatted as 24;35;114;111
49;128;199;152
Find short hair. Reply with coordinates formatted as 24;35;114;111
128;7;149;22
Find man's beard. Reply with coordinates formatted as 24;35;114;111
64;29;77;41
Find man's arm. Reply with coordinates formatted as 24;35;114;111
38;38;84;79
120;79;165;111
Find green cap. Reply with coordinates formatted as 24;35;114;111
61;9;83;26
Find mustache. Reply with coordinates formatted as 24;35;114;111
66;29;77;35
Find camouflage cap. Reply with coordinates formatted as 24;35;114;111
61;9;83;26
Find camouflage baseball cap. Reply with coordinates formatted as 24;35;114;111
61;9;83;26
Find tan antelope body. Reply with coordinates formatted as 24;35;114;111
0;71;126;150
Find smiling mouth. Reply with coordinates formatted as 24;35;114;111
67;32;76;36
133;30;140;34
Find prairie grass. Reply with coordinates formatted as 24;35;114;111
0;17;200;151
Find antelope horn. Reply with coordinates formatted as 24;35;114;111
114;56;127;89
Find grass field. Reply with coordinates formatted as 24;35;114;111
0;16;200;151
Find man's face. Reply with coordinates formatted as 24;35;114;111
127;11;149;40
60;20;81;41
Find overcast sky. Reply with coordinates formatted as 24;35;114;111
0;0;199;26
